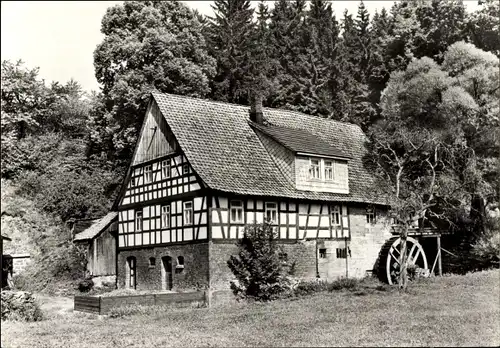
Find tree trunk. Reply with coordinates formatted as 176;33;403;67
399;224;408;290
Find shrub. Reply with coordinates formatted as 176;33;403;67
227;221;294;301
293;279;330;297
78;277;94;293
1;291;43;322
329;277;359;291
472;216;500;267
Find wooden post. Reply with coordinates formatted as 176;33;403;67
437;235;442;277
204;289;212;308
345;237;348;279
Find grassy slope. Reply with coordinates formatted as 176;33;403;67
2;270;499;348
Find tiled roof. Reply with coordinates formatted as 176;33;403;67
250;122;350;159
152;92;388;205
73;212;118;242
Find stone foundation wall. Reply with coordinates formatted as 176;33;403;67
117;242;209;291
207;205;393;289
208;240;318;290
348;205;392;278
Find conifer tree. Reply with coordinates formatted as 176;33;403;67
207;0;255;104
244;1;277;102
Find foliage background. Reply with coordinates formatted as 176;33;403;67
1;0;498;292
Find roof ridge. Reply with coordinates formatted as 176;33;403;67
151;91;362;130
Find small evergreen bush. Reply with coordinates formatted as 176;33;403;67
1;291;43;322
227;221;295;301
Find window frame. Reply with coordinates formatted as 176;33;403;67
183;201;193;226
309;158;321;180
366;206;376;224
161;159;171;179
324;160;335;181
161;205;170;229
149;257;156;268
319;248;327;258
265;202;278;224
144;165;153;184
229;200;244;223
331;205;341;227
135;210;143;232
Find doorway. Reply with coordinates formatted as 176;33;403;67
126;256;136;289
161;256;173;290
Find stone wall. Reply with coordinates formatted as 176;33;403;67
209;240;318;290
117;242;209;291
348;205;392;278
208;204;393;289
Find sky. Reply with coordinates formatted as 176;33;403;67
1;1;482;93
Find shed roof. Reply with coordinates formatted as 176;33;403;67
73;212;118;242
250;122;350;159
151;92;387;205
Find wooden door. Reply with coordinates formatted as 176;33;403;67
162;256;173;290
127;257;136;289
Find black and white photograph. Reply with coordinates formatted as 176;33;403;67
1;0;499;347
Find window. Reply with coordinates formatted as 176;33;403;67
176;256;185;273
366;206;376;224
309;159;321;179
183;201;193;225
331;205;341;226
177;256;184;267
135;210;143;231
130;177;136;187
183;164;189;175
144;165;153;183
265;202;278;224
279;253;288;263
336;248;347;258
149;257;156;267
230;200;244;223
324;160;334;181
319;248;327;258
161;205;170;228
162;159;170;179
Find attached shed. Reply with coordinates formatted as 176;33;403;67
1;234;12;288
73;212;118;286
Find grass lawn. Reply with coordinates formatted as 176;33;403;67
2;270;499;348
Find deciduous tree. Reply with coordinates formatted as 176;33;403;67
94;1;216;161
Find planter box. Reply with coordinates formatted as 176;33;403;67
74;291;207;315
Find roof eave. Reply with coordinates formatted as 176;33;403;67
296;152;352;160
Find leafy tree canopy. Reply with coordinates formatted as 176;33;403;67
94;0;216;161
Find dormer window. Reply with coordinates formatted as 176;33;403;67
309;159;321;180
324;160;334;181
309;158;336;182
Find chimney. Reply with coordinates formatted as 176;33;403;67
249;93;264;124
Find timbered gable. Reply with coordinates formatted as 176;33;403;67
132;101;178;166
119;153;204;207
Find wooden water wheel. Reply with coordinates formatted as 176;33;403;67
378;236;429;285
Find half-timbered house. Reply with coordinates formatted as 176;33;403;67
112;92;394;291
